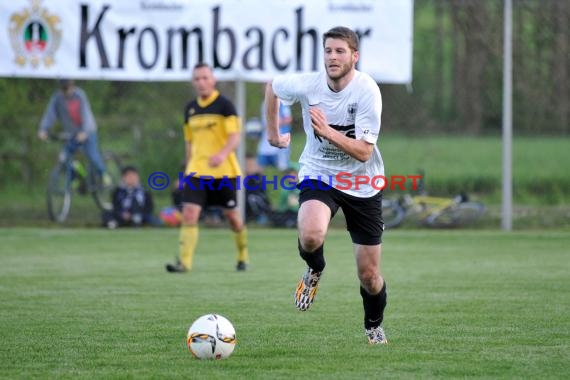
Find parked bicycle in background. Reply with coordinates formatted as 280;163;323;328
382;171;485;228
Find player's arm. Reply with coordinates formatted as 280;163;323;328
209;132;239;167
217;131;240;158
182;109;193;166
209;111;241;167
185;141;192;165
309;107;374;162
265;82;290;148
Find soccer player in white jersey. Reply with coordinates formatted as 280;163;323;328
265;26;388;344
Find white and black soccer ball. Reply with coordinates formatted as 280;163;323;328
187;314;236;360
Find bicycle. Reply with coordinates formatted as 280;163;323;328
382;173;485;229
46;133;123;223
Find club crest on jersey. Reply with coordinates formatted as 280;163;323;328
347;103;358;124
9;0;62;68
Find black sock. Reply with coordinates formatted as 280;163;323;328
298;239;326;272
361;282;387;329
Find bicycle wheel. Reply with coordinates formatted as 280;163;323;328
90;151;123;211
424;202;485;228
46;163;73;222
382;199;406;229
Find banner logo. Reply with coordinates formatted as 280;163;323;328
9;0;62;68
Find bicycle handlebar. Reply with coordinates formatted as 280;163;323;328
47;131;75;142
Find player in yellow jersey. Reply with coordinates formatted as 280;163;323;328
166;63;249;273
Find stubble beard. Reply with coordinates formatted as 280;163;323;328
326;61;353;83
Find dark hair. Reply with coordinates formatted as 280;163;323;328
322;26;359;51
121;165;139;175
58;79;74;88
193;62;212;71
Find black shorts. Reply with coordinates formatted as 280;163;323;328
182;177;238;209
298;179;384;245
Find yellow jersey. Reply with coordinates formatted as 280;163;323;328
183;90;242;178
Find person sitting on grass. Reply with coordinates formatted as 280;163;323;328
270;165;300;228
244;154;272;225
103;166;155;228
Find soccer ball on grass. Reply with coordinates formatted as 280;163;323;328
187;314;236;359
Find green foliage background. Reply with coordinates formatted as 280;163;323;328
0;1;568;225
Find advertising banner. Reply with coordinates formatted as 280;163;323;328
0;0;413;83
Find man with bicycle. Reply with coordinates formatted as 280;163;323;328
38;79;109;184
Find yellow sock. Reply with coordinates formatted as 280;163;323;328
234;227;249;263
179;225;198;270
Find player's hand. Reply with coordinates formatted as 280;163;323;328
38;130;48;141
309;107;331;140
268;133;291;148
76;131;88;143
209;153;226;167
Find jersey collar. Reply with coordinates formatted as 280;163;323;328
197;90;220;108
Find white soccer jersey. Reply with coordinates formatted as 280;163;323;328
272;70;384;198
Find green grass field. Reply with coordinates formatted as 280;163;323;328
1;227;568;379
